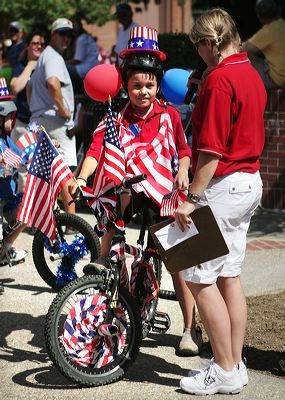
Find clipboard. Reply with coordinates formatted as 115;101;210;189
149;205;229;274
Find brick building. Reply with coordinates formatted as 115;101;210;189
84;0;193;54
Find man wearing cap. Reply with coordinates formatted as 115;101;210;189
113;3;137;66
7;21;25;71
27;18;76;215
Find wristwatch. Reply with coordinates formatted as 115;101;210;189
186;192;201;204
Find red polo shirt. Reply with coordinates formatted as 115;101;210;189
191;52;267;177
87;99;191;160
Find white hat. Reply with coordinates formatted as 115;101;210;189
51;18;73;33
9;21;23;32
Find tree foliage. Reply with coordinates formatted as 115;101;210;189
0;0;120;31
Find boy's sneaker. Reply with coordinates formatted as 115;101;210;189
177;326;203;356
0;247;28;266
237;358;248;386
180;362;243;395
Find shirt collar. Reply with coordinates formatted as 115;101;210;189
124;98;165;121
217;52;250;69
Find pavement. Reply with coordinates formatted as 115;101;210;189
0;205;284;400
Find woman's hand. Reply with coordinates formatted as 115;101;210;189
174;200;195;231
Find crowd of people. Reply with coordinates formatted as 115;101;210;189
0;0;284;393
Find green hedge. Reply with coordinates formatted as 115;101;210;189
158;33;200;71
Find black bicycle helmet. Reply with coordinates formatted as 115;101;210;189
0;100;17;117
120;53;164;87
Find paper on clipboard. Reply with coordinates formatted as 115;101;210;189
154;220;199;250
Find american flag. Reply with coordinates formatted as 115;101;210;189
17;129;73;240
121;106;178;206
92;104;126;196
1;146;22;168
160;189;187;217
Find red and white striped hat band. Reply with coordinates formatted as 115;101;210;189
0;77;15;101
119;26;166;61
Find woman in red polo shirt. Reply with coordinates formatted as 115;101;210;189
175;8;267;395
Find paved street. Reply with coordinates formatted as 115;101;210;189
0;206;284;399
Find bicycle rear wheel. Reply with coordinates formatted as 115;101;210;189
32;213;100;291
45;274;142;387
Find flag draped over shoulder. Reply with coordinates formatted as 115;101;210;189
160;189;187;217
17;129;73;240
92;104;126;197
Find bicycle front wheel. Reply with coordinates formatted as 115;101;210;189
32;213;100;290
45;275;142;387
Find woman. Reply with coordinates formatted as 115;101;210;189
175;8;267;395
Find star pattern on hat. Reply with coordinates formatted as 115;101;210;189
136;39;144;47
152;43;158;50
0;89;9;96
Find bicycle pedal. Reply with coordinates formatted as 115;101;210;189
152;310;171;334
83;263;107;275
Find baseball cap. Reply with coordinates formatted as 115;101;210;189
9;21;23;32
115;3;132;15
51;18;73;33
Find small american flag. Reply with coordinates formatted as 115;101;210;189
160;189;187;217
17;129;73;240
2;146;22;168
93;104;126;196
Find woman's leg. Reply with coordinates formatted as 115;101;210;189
217;276;247;364
188;280;235;371
173;272;202;355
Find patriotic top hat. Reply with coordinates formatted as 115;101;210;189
0;77;15;101
119;26;166;61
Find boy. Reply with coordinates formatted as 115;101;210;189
0;78;28;275
70;27;202;356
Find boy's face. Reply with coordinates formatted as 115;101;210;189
127;72;157;114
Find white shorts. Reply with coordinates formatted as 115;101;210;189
183;171;263;284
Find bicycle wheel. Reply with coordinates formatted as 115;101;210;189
45;275;142;387
32;213;100;291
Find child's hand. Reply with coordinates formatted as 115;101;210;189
174;169;189;191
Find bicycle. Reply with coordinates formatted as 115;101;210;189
0;201;101;291
45;174;176;387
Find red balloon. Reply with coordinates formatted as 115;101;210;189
84;64;122;102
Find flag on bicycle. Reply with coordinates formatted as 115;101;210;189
92;104;126;197
160;189;187;217
1;146;22;168
17;129;73;240
15;122;42;167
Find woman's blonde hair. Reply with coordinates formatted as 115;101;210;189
190;8;241;51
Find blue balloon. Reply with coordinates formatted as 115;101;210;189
161;68;191;105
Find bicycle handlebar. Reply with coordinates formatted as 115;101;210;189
121;174;147;189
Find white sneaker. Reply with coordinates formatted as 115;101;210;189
177;326;203;356
180;362;243;395
0;247;28;266
237;359;248;386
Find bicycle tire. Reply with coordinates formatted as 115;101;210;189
45;275;142;387
32;213;100;291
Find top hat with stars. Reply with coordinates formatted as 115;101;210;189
119;26;166;61
0;77;15;101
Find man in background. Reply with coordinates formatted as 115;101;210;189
27;18;76;215
7;21;25;72
242;0;285;89
112;3;137;66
